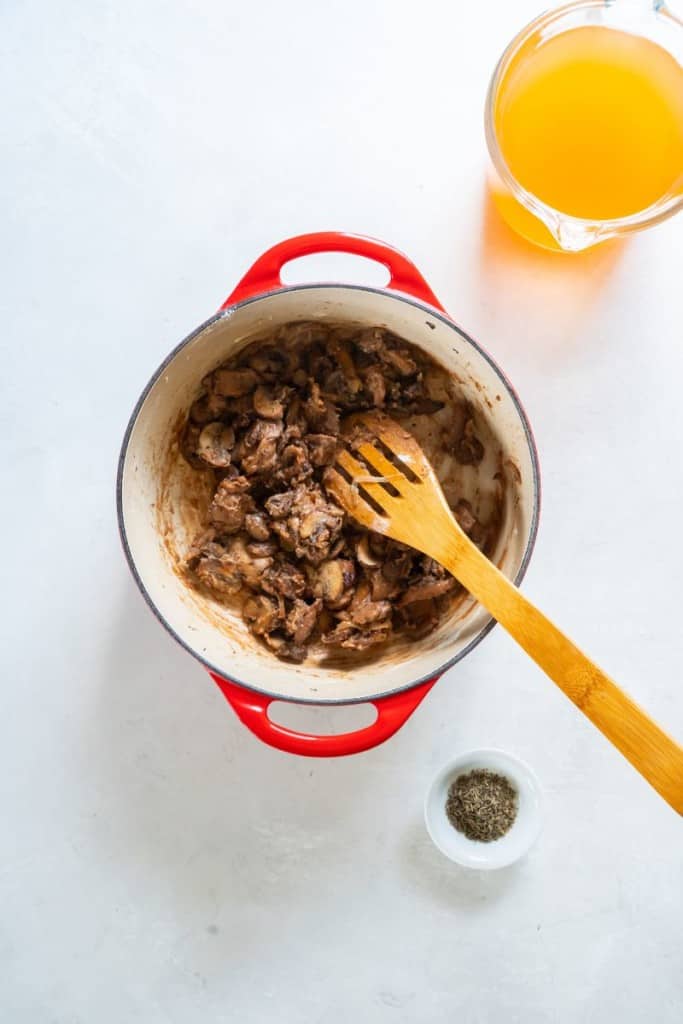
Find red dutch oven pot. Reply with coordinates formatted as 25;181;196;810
117;233;540;756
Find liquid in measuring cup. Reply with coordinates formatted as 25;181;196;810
489;23;683;249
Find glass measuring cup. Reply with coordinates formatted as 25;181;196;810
485;1;683;251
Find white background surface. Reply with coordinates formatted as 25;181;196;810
2;1;682;1021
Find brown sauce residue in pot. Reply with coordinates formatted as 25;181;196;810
168;321;505;664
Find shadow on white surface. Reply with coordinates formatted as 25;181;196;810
89;577;437;940
474;184;627;360
397;822;523;909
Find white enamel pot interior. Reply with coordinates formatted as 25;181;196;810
118;235;540;755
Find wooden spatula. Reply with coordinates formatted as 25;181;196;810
324;412;683;814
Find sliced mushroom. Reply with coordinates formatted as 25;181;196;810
303;381;340;434
262;561;307;599
182;320;499;664
195;553;243;596
355;535;381;568
286;598;322;646
276;441;312;485
329;339;362;395
194;537;268;595
197;422;235;468
244;512;270;541
243;594;283;636
382;348;417;377
316;558;355;605
265;490;295;519
253;384;286;420
277;322;328;347
224;394;254;423
208;476;253;533
362;365;386;407
246;540;277;558
307;434;338;467
398;577;457;606
262;631;307;663
382;549;414;582
368;569;401;601
322;618;391;651
240;420;283;476
190;392;230;424
348;599;392;626
248;347;290;379
185;527;218;570
355;327;384;355
211;368;259;397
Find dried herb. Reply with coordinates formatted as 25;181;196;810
446;768;518;842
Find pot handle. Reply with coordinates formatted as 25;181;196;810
220;232;446;312
210;673;438;757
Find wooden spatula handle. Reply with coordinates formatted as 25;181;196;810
441;538;683;814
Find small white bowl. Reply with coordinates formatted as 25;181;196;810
424;749;542;870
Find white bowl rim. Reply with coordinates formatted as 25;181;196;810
424;747;543;870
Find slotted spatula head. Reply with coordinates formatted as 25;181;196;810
327;423;683;816
323;412;459;560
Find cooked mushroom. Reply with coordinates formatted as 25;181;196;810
292;489;344;564
195;550;243;596
368;569;401;601
186;527;217;570
381;348;417;377
244;512;270;541
286;598;322;646
398;577;457;606
329;339;362;395
240;419;283;476
262;631;307;662
455;418;485;466
303;382;340;434
182;320;499;662
276;441;312;485
307;434;338;467
262;560;307;599
197;422;235;468
253;384;286;420
196;536;271;594
248;348;283;375
361;365;386;407
211;368;259;397
322;618;391;651
246;540;277;558
382;548;414;582
243;594;283;637
190;392;230;424
315;558;355;605
208;476;254;533
355;535;381;568
265;491;294;519
348;598;392;626
355;327;384;354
